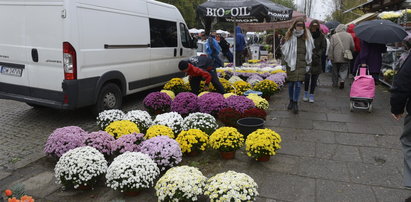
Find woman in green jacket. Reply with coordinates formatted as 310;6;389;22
281;18;314;114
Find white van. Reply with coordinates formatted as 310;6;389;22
0;0;196;113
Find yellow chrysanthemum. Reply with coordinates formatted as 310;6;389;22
246;94;269;110
198;91;210;97
145;125;175;139
209;127;244;152
104;120;140;139
163;78;189;94
231;81;252;95
160;90;176;100
176;129;209;153
253;79;278;97
245;128;281;160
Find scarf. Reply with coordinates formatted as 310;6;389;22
312;30;320;39
281;29;315;71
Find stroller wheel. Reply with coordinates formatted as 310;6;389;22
368;103;373;113
350;101;354;112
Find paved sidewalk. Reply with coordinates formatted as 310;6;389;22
1;73;410;202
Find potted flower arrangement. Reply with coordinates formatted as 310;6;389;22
163;78;189;95
111;133;145;155
223;93;237;99
104;120;140;139
247;94;269;110
140;136;182;171
225;95;255;113
217;108;242;127
155;166;207;202
176;129;209;156
253;79;278;99
106;152;160;195
143;92;172;115
171;92;198;116
197;92;227;116
123;110;153;133
209;127;244;159
83;131;115;157
96;109;125;130
245;128;282;162
210;78;234;92
242;108;267;120
160;90;176;100
55;146;108;190
204;171;259;201
44;126;87;158
182;112;218;135
228;75;243;84
266;73;286;86
247;75;264;86
231;81;252;95
145;125;175;139
153;112;184;134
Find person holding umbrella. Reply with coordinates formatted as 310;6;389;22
281;17;314;114
353;40;387;83
328;24;355;89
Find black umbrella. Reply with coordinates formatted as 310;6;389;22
354;19;407;44
197;0;293;66
325;20;340;30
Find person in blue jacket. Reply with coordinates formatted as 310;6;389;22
205;34;223;68
235;26;246;66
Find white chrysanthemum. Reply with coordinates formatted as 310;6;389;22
123;110;153;133
204;171;259;202
106;152;160;192
153;112;184;134
54;146;108;189
96;109;125;130
155;166;207;201
182;112;218;135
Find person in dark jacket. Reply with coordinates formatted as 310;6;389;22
218;35;233;63
390;54;411;189
353;40;387;83
281;18;314;114
178;56;225;95
303;20;327;103
235;26;246;66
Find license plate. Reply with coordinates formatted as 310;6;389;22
0;65;23;77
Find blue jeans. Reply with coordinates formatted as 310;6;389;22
288;81;302;102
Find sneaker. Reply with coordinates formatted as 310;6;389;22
303;91;309;102
309;94;314;103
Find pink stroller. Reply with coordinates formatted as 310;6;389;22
349;67;375;112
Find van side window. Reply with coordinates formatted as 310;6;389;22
149;19;177;48
180;23;190;48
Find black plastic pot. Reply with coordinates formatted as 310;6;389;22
237;117;265;136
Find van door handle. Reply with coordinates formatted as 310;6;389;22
31;49;38;62
180;48;183;56
174;48;177;57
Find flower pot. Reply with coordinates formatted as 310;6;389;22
185;150;200;157
256;155;270;162
220;151;236;160
237;117;265;136
124;190;141;197
76;184;92;190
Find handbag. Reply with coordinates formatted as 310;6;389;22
336;34;353;60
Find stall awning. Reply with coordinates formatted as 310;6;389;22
239;10;306;31
346;13;378;25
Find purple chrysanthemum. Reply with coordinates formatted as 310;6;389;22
266;73;287;86
225;96;255;113
44;126;87;158
197;92;226;116
111;133;145;154
144;92;172;114
140;136;182;171
171;92;198;116
83;131;115;156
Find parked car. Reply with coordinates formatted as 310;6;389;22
0;0;196;113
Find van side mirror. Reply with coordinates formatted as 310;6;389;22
191;38;198;49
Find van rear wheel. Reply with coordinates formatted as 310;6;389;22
93;83;122;114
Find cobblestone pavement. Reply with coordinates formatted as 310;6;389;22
1;73;411;202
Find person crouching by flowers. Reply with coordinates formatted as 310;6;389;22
178;55;225;95
281;17;314;114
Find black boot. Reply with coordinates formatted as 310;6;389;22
287;100;293;110
293;101;299;114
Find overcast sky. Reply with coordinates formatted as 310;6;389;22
294;0;335;20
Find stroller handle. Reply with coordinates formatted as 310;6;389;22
355;65;370;76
